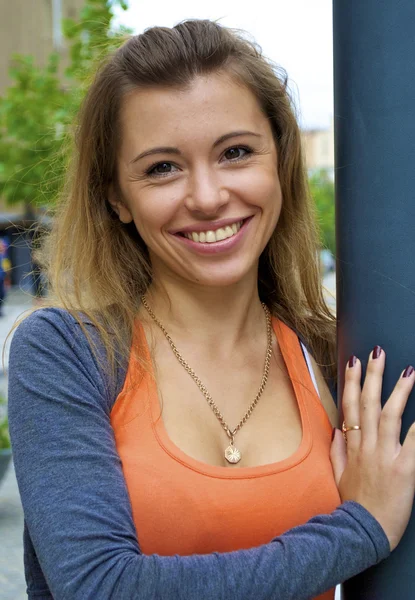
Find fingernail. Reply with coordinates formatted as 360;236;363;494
372;345;382;359
403;365;414;378
331;427;336;441
348;355;357;368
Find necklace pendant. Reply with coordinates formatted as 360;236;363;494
225;444;242;464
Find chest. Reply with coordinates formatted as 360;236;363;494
110;317;339;563
153;345;303;468
111;349;339;557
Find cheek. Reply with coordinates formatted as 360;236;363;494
265;171;283;212
256;172;283;236
241;169;282;211
129;189;182;240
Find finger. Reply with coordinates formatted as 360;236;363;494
360;346;385;447
342;355;362;453
399;420;415;473
379;365;415;453
330;428;347;486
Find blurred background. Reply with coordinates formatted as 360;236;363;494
0;1;335;597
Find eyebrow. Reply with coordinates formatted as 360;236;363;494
129;130;262;164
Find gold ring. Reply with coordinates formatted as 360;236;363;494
342;421;361;441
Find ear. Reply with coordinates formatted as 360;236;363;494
108;184;133;224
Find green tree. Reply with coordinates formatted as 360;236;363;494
309;169;335;254
0;0;130;213
63;0;129;83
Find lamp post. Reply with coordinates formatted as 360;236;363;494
52;0;63;51
333;0;415;597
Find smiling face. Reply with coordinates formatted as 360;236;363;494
112;72;282;290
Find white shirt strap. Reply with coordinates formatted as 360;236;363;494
300;340;320;398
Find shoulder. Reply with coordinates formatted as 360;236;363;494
10;308;101;370
10;306;103;375
275;318;338;427
9;308;126;413
12;306;92;340
306;351;338;427
11;306;124;357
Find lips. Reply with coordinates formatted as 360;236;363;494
171;216;253;255
171;216;250;234
180;220;244;244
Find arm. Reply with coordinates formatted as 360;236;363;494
8;310;389;600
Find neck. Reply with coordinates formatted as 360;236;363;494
143;274;266;356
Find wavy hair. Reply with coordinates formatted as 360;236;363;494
40;19;336;382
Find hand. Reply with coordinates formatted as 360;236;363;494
330;347;415;551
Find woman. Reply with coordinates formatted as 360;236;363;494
8;19;415;599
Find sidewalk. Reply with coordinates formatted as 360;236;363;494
0;288;34;395
0;287;34;600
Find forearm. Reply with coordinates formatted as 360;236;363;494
49;502;387;600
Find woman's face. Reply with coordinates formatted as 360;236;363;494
112;72;282;289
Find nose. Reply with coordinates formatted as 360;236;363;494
184;166;229;216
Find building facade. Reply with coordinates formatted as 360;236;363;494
0;0;84;96
301;118;335;176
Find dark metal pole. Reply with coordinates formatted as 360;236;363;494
333;0;415;597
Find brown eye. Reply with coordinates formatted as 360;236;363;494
223;147;250;161
154;163;172;173
146;162;179;177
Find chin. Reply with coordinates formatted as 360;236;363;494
183;264;257;289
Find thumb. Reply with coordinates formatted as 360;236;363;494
330;428;347;486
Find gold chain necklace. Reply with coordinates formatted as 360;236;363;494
141;295;273;465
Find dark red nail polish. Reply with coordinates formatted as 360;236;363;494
403;365;414;378
348;355;357;368
372;345;382;359
331;428;336;441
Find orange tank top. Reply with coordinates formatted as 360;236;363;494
110;317;340;600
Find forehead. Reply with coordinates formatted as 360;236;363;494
118;73;271;152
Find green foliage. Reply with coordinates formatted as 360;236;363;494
0;0;131;209
0;54;69;207
63;0;130;84
309;169;335;254
0;395;10;450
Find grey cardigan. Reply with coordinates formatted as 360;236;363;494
8;309;390;599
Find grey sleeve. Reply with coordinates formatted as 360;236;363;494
8;309;390;600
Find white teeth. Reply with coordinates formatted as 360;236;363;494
182;219;244;244
215;228;227;241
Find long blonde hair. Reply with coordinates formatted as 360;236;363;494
40;19;336;383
